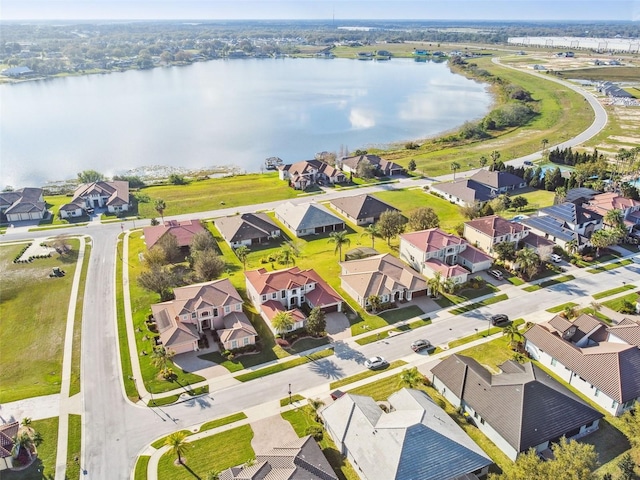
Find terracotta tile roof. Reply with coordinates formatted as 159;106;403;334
401;228;465;253
587;192;640;215
143;219;206;249
0;421;19;458
260;300;306;323
218;311;257;343
465;215;528;238
423;258;469;278
607;318;640;346
457;245;493;264
329;194;398;221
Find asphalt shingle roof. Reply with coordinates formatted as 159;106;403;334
275;202;344;232
215;213;280;244
329;194;398;221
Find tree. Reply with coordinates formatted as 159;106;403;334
565;239;579;255
490;194;511;213
328;230;351;261
407;159;417;172
165;431;191;465
306;307;326;336
157;233;181;263
604;209;625;230
144;246;168;267
277;245;296;267
479;156;488;169
190;230;216;254
460;202;483;220
408;207;440;231
515;247;540;279
361;223;380;249
618;409;640;448
494;241;517;262
168;173;188;185
154;199;167;222
308;398;325;422
272;311;294;338
511;196;528;211
502;323;523;349
377;210;406;245
367;295;382;313
618;453;637;480
590;229;615;257
51;235;72;255
151;345;175;369
235;245;250;270
356;159;376;179
77;170;104;183
399;367;424;388
193;249;226;281
450;161;461;180
12;431;34;461
206;471;220;480
138;266;174;301
541;138;549;156
427;272;443;298
490;150;501;164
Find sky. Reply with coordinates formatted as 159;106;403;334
2;0;639;22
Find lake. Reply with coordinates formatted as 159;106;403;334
0;57;492;188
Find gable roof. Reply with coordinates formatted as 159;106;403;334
72;180;129;207
423;258;469;279
457;244;493;264
280;159;344;180
143;219;206;249
465;215;529;238
0;187;46;216
330;194;398;221
519;214;586;244
539;202;603;225
215;213;280;244
275;202;344;232
524;316;640;403
321;388;492;480
432;179;494;204
340;253;427;299
565;187;598;204
469;170;526;189
432;355;603;453
607;318;640;346
401;228;465;253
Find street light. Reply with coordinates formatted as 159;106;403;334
288;383;292;404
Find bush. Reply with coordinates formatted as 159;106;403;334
276;338;290;348
305;426;323;441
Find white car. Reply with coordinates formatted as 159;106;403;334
550;253;562;263
489;269;503;280
364;356;388;370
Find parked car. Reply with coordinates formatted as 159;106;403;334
364;356;389;370
411;339;433;352
524;160;534;166
489;269;503;280
550;253;562;263
491;314;511;326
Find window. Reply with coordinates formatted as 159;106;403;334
612;400;619;409
272;292;277;299
224;305;230;314
213;308;218;317
191;312;197;319
262;295;267;302
281;291;286;299
231;340;238;349
292;289;297;295
201;311;209;317
594;389;600;397
551;358;557;366
235;304;241;311
480;418;485;425
243;337;250;346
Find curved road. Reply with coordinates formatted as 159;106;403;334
1;56;613;479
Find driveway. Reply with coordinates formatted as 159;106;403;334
325;312;351;341
250;415;298;453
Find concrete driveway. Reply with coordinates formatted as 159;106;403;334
250;415;298;452
325;312;351;341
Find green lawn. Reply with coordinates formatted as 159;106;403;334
157;425;254;480
379;305;424;323
356;318;432;346
525;274;575;291
592;284;636;300
199;412;248;432
134;456;150;480
235;350;333;382
457;332;524;372
329;360;408;389
1;417;59;480
587;259;633;273
602;292;640;313
0;241;80;403
448;294;508;315
70;244;91;397
66;414;82;480
546;302;578;313
446;319;525;352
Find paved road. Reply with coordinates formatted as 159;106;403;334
0;56;617;479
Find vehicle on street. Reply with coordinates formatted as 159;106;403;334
364;356;389;370
550;253;562;263
411;339;433;352
491;314;511;326
489;269;503;280
524;160;534;166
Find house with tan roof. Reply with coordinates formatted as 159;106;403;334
59;180;130;218
151;279;257;354
0;188;47;222
245;266;343;334
143;219;206;250
524;314;640;416
431;354;603;460
278;159;346;190
320;388;493;480
329;194;399;226
214;213;281;248
274;202;345;237
464;215;530;256
340;154;403;178
400;228;493;286
339;253;428;308
583;192;640;234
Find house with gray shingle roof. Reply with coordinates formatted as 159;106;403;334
214;213;281;248
430;170;526;207
0;187;47;222
340;154;403;178
329;194;398;226
524;314;640;416
219;435;338;480
432;354;603;460
278;159;346;190
59;180;130;218
320;388;493;480
339;253;428;308
275;202;345;237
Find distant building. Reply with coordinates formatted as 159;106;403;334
0;187;46;222
1;66;33;77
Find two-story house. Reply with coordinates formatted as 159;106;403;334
400;228;493;287
340;154;403;178
583;192;640;234
59;180;130;218
278;159;346;190
524;314;640;416
151;279;257;354
464;215;530;256
245;266;343;335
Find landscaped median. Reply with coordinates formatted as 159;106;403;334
329;360;408;390
586;259;633;273
592;284;636;300
448;293;508;315
523;274;575;292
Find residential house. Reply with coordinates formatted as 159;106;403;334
524;314;640;416
0;187;47;222
219;436;338;480
340;154;404;178
278;159;346;190
463;215;530;256
340;253;428;308
59;180;130;218
0;421;19;471
320;388;493;480
329;194;399;226
431;170;526;207
1;66;33;77
432;354;603;460
400;229;493;287
519;202;603;250
143;219;206;251
565;187;598;205
583;192;640;234
214;213;281;248
245;266;343;334
274;202;345;237
151;279;257;353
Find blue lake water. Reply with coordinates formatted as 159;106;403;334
0;57;493;187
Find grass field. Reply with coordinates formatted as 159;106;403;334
70;243;90;397
66;414;82;480
1;417;59;480
0;240;80;403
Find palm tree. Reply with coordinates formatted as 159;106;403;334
272;311;294;339
165;431;191;465
154;199;166;222
399;367;424;388
277;245;296;267
12;431;34;461
443;278;456;294
367;294;382;313
151;346;175;369
515;247;540;280
563;305;578;320
541;138;549;156
361;223;380;249
490;150;501;164
502;323;523;350
590;229;615;258
450;161;461;180
328;230;351;261
308;398;325;421
206;472;220;480
427;272;443;298
235;245;250;270
604;209;625;230
565;239;579;256
590;300;602;312
479;156;488;169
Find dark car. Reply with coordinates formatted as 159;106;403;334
411;339;433;352
491;314;511;327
